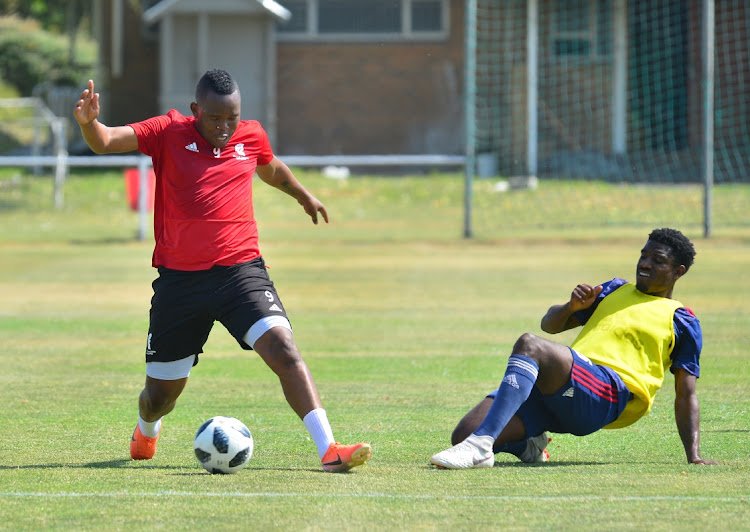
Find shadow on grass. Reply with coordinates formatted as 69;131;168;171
495;461;606;467
424;461;606;470
0;459;185;470
170;466;354;476
0;462;344;474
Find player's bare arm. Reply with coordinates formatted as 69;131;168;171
74;79;139;154
674;368;719;465
541;284;602;334
256;157;329;225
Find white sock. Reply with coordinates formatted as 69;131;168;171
138;415;162;438
303;408;335;459
467;433;495;453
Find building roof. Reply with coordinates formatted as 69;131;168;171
143;0;291;24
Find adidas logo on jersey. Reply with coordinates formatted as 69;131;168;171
562;387;575;398
185;142;198;152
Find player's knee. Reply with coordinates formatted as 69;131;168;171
512;333;564;372
258;329;304;373
512;332;545;358
276;350;306;374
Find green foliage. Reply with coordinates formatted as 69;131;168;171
0;15;94;95
0;76;17;97
0;0;91;33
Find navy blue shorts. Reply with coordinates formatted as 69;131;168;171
145;257;290;364
487;349;631;437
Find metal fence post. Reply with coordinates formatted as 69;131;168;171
32;98;42;175
463;0;476;239
53;118;68;209
703;0;715;238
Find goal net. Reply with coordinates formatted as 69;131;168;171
464;0;749;239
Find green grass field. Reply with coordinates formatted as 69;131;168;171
1;170;748;530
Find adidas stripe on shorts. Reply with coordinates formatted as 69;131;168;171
488;349;632;438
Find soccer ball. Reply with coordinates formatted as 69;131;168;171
193;416;254;474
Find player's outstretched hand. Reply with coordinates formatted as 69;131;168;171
298;195;329;225
73;79;100;126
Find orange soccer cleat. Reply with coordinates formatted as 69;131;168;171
130;424;160;460
321;442;372;472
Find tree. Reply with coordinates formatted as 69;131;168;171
0;0;92;65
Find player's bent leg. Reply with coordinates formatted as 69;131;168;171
451;397;492;445
450;396;552;464
251;325;371;471
140;375;189;420
131;358;192;460
512;333;574;395
450;398;524;443
251;326;322;418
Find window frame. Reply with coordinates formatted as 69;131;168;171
276;0;450;43
551;0;611;60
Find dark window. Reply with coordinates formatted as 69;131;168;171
319;0;401;34
277;0;447;39
552;0;611;58
278;0;308;33
411;1;442;32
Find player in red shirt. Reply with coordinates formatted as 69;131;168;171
73;69;371;472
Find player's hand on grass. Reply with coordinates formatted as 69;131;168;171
74;79;101;126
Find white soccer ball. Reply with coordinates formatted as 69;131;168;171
193;416;254;474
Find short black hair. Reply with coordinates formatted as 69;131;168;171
195;69;239;101
648;228;696;272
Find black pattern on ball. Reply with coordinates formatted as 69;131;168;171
194;447;211;464
229;447;251;468
195;418;214;438
213;426;230;453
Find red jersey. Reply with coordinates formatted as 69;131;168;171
129;110;274;270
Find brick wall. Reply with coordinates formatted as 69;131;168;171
276;2;465;155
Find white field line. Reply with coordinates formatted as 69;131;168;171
0;491;745;502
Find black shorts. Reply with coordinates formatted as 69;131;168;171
145;257;290;364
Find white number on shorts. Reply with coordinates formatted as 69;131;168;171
265;290;275;302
